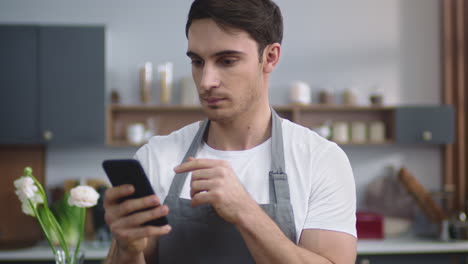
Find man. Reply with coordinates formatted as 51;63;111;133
104;0;357;263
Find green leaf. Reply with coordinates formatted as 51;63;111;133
50;193;81;247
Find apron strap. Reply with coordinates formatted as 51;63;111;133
269;172;291;204
166;108;292;206
269;109;290;204
167;119;209;197
270;109;285;173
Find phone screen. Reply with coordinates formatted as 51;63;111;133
102;159;168;226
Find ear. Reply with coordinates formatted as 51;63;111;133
262;43;281;73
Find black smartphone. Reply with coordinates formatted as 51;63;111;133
102;159;168;226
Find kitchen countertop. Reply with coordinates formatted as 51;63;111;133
358;237;468;255
0;241;111;260
1;237;468;260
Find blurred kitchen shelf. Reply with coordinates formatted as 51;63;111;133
106;104;207;146
340;140;395;146
106;104;453;147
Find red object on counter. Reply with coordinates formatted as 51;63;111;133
356;211;384;239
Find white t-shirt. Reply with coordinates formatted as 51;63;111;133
134;119;357;242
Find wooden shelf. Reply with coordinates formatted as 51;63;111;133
108;140;395;148
339;140;394;146
108;103;393;111
106;104;395;146
110;104;203;112
290;104;394;111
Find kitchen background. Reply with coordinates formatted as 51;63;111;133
0;0;442;209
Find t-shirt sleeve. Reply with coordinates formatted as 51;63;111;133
133;143;157;190
303;143;357;237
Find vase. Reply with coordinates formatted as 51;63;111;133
54;249;85;264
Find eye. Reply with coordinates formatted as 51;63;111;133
219;57;237;66
190;58;204;67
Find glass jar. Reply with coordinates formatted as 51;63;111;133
54;249;84;264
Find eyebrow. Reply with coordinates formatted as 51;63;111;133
186;50;245;58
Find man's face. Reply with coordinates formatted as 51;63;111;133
187;19;266;122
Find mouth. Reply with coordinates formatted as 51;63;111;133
203;97;227;106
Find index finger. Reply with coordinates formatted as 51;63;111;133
174;157;223;173
104;184;134;206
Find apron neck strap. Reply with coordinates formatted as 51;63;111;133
167;119;209;197
167;108;288;203
268;108;290;204
270;108;286;174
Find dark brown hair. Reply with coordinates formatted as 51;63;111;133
186;0;283;61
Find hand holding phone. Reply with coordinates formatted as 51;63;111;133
102;159;169;226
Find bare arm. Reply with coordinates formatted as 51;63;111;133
176;157;356;264
236;203;356;264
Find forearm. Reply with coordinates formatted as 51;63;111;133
104;239;147;264
236;206;332;264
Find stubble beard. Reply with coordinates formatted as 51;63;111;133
200;82;262;124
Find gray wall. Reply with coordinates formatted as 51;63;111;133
0;0;442;207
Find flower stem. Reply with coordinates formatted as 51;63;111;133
74;207;86;263
28;173;70;262
30;200;57;256
47;209;70;262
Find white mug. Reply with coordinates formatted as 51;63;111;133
127;123;145;145
289;81;311;105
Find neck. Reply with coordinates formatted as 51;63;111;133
206;103;272;151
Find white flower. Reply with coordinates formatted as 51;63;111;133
21;200;35;216
14;176;39;201
30;192;44;204
19;193;43;217
68;185;100;208
14;174;44;217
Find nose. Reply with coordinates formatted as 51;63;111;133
199;64;220;92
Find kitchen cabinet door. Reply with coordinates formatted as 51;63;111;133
0;25;104;146
395;106;455;144
0;146;45;248
0;26;40;144
39;26;105;146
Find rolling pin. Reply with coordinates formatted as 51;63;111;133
397;167;447;223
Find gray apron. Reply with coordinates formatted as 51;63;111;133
158;110;296;263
